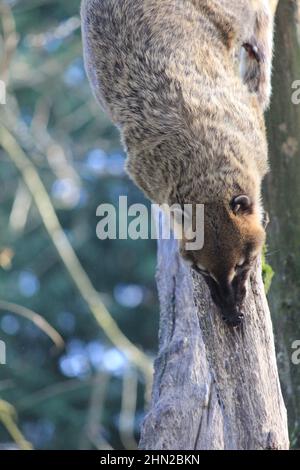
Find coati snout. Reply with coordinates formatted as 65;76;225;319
180;197;266;327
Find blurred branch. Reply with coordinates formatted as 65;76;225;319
11;42;82;89
119;370;138;450
30;97;81;183
9;180;32;234
88;434;114;451
80;373;111;450
0;125;153;385
0;3;19;81
0;400;33;450
11;0;58;14
17;378;93;411
0;300;64;350
57;102;95;133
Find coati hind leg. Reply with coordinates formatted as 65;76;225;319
240;0;276;110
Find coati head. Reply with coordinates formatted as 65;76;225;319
178;195;266;326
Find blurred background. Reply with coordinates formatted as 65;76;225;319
0;0;300;450
0;0;158;450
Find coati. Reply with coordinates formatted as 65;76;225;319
81;0;275;326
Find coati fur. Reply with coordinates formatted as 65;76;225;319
81;0;275;326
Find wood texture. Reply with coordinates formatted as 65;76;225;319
139;233;289;450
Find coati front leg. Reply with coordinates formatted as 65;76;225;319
240;1;275;110
124;137;174;205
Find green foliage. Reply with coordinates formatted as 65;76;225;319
262;246;274;295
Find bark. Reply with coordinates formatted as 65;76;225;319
139;232;289;450
265;0;300;446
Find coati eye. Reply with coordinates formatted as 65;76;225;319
183;257;193;267
236;257;246;268
235;259;248;272
243;42;260;62
192;264;209;276
231;195;252;215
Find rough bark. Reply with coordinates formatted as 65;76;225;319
265;0;300;446
139;232;289;450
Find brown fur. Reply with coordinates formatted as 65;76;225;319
81;0;275;325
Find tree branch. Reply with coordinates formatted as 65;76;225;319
139;232;289;450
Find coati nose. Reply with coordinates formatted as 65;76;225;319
203;276;245;327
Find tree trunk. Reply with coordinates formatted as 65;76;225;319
265;0;300;447
139;229;289;450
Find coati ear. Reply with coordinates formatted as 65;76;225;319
231;195;252;215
